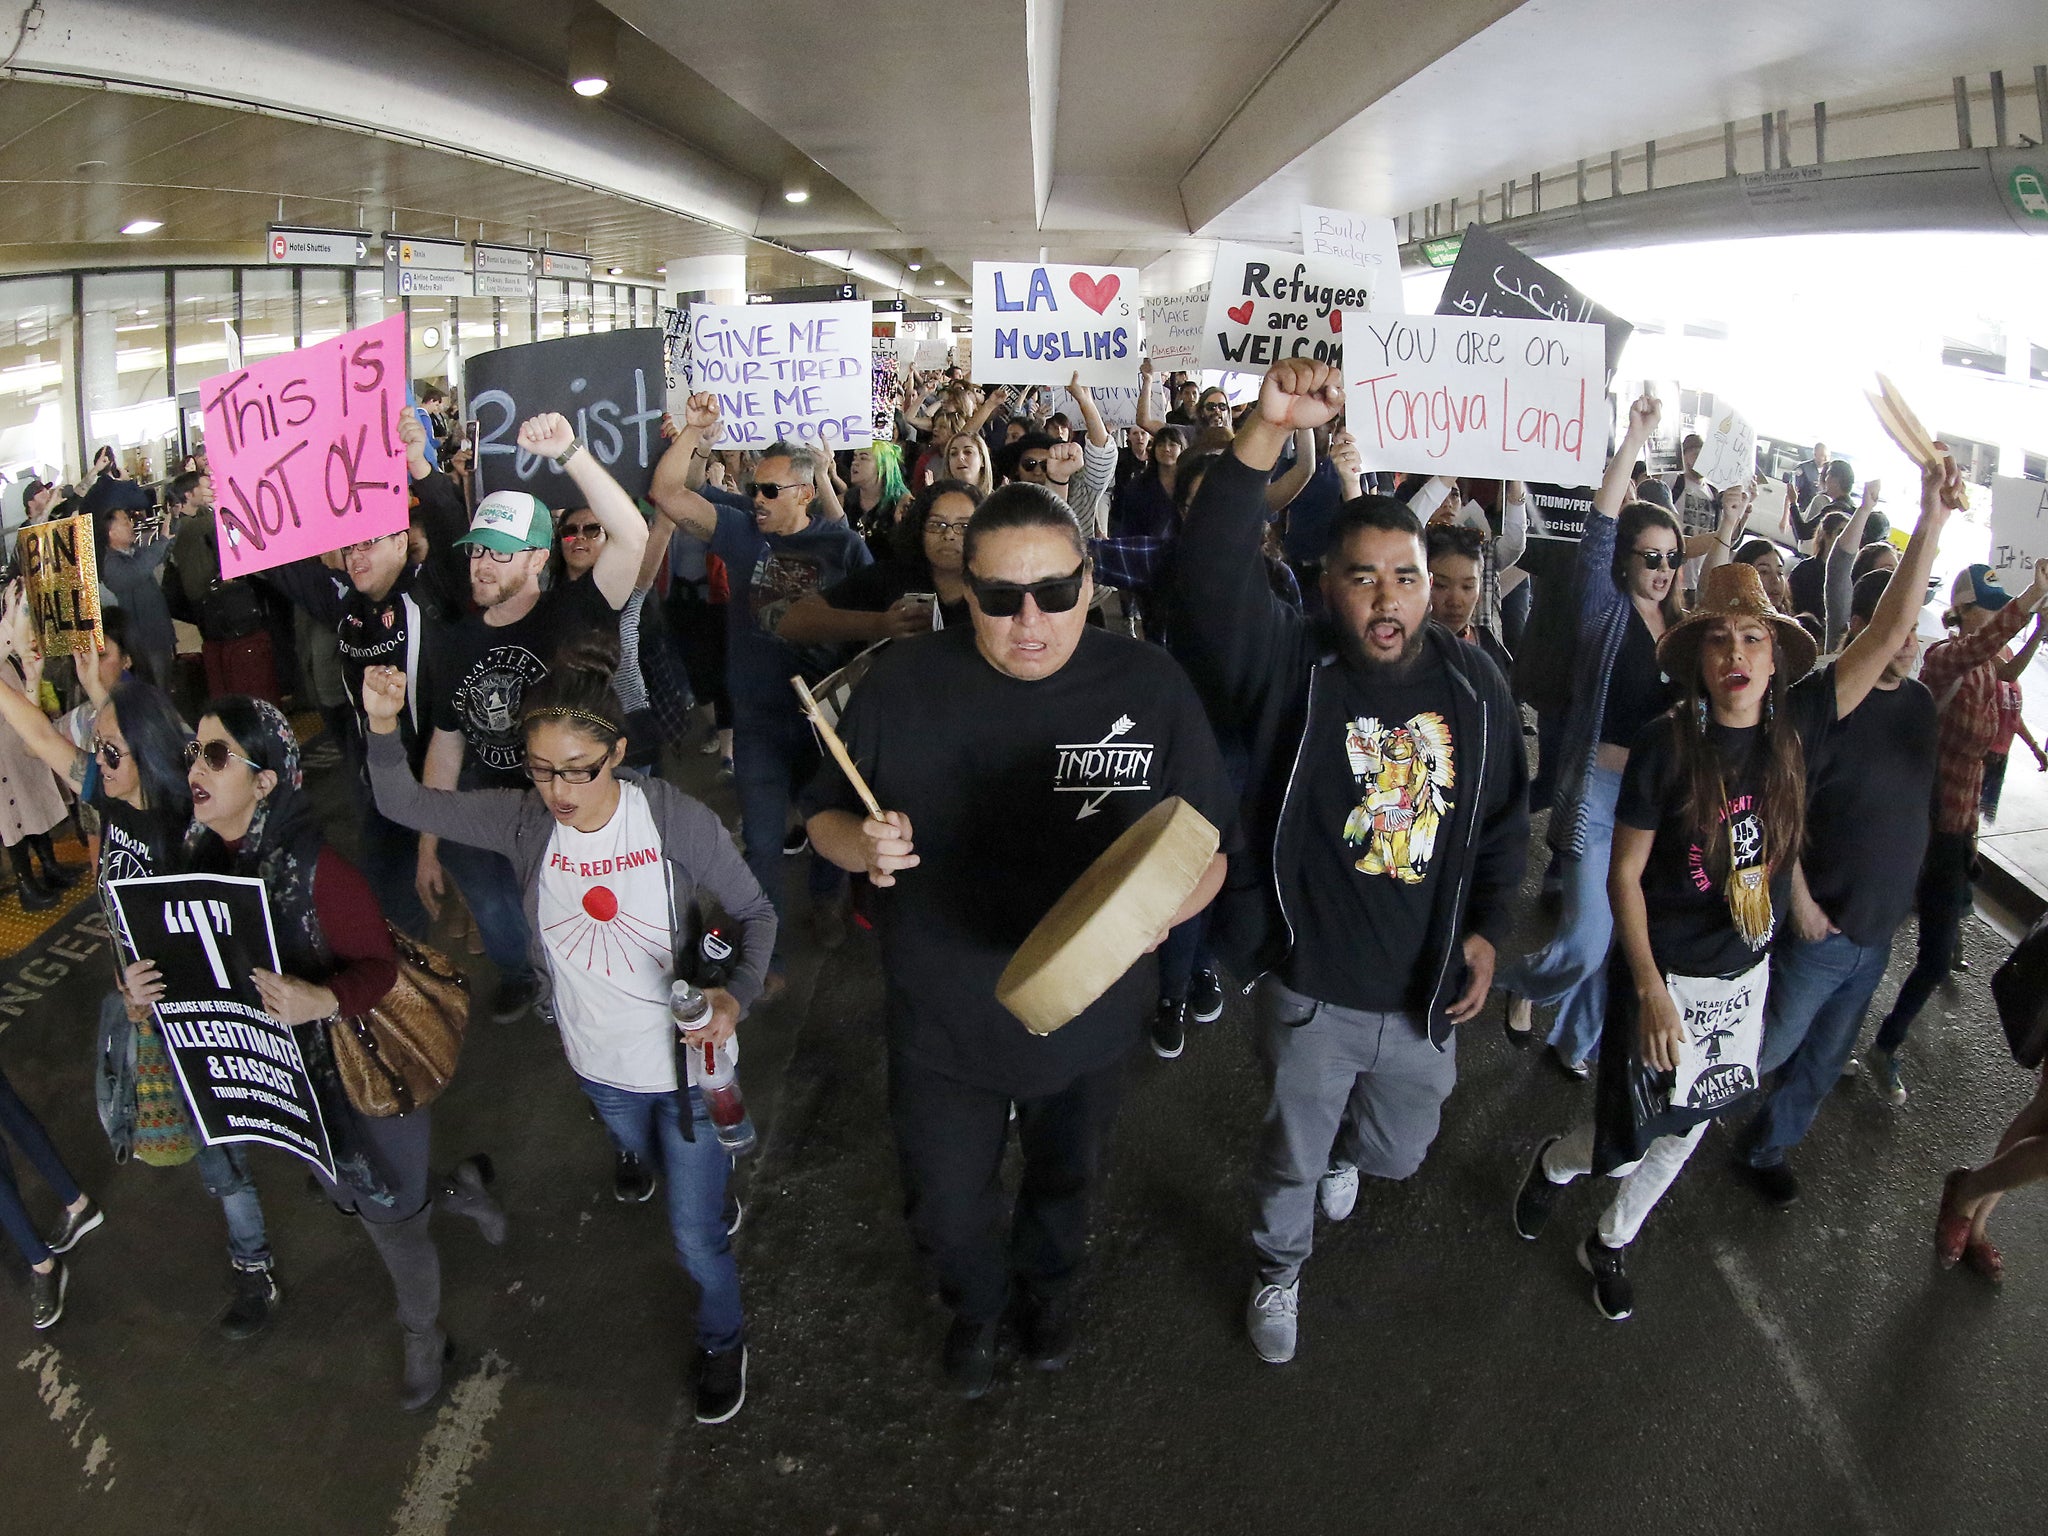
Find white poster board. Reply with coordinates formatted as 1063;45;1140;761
1199;242;1373;375
687;301;872;448
1300;204;1403;313
1058;384;1145;432
1988;474;2048;585
1343;312;1606;483
1694;405;1757;491
1143;288;1207;371
970;262;1139;388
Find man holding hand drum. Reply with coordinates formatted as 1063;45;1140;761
802;483;1235;1400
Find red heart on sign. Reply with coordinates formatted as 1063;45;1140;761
1227;301;1255;326
1068;273;1120;313
1329;311;1343;333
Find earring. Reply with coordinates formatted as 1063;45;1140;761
1764;691;1775;724
1696;695;1709;730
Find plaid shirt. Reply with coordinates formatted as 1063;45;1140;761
1921;601;2031;835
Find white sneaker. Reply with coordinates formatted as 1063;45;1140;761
1317;1162;1360;1222
1246;1280;1299;1364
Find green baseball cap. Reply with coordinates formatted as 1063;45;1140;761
456;491;554;553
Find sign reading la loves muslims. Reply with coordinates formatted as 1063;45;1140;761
970;263;1138;389
198;313;409;578
1343;312;1607;483
1199;242;1374;375
687;301;873;448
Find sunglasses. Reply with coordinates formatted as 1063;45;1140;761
526;761;606;785
1633;549;1680;570
559;522;604;540
94;739;124;770
968;562;1088;618
1019;456;1049;473
184;739;262;773
747;481;808;500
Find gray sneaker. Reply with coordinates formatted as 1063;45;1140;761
1317;1162;1359;1221
1246;1280;1298;1364
29;1259;67;1330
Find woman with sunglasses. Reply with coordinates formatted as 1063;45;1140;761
0;609;286;1335
1497;397;1685;1073
166;697;502;1411
550;504;609;590
359;633;775;1424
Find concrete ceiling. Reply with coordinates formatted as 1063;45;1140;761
1;0;2044;301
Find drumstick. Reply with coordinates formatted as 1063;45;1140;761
791;675;885;821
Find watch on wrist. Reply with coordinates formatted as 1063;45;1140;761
553;436;584;469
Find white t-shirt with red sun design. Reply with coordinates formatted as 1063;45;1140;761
537;782;679;1092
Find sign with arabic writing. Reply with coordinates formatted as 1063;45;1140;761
1435;224;1632;382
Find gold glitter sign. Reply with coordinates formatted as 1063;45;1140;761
17;513;103;655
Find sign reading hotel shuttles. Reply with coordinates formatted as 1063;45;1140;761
1343;312;1606;484
970;263;1139;389
198;314;410;578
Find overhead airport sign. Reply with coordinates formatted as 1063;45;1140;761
384;235;473;299
473;242;537;300
540;250;594;281
268;225;374;268
749;283;860;305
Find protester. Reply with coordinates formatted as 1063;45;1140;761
0;1061;99;1330
1426;523;1512;674
0;591;81;912
363;633;773;1422
1979;614;2047;823
803;484;1233;1398
789;479;980;637
1499;399;1680;1071
94;502;176;688
1168;359;1527;1364
1937;1058;2048;1283
843;442;910;549
417;412;648;1026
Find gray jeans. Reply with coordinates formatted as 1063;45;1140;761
1251;978;1457;1286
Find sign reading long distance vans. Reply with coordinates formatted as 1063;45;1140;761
970;263;1139;389
1199;243;1374;375
473;242;537;300
1344;312;1606;484
686;301;873;448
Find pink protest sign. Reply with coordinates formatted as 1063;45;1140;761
198;314;409;577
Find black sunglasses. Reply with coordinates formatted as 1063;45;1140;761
559;522;604;540
1633;549;1680;570
184;739;261;773
968;562;1089;618
94;739;124;770
747;480;808;500
1019;456;1049;473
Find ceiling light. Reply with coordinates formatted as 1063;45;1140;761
783;186;810;205
932;277;944;287
656;265;667;275
608;266;622;275
567;5;616;97
121;219;162;236
907;260;922;271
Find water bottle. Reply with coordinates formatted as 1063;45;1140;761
670;977;755;1156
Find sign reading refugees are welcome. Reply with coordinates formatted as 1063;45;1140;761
17;513;102;654
1200;243;1373;375
687;301;873;448
465;328;667;510
1344;312;1606;483
970;263;1139;389
198;314;409;577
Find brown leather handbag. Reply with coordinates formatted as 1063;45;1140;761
329;927;471;1117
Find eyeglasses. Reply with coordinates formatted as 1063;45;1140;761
184;739;261;773
1019;457;1049;473
559;522;604;541
968;562;1089;618
1200;401;1230;416
525;761;606;785
467;545;523;564
747;481;809;500
927;518;972;539
341;530;407;557
94;739;124;770
1633;549;1680;570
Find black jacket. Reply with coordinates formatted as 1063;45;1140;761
1168;452;1529;1044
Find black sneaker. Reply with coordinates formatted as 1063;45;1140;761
1738;1158;1800;1208
15;879;56;913
723;1189;744;1237
1188;969;1226;1024
941;1317;998;1399
1149;999;1187;1061
694;1344;747;1424
1577;1234;1634;1321
490;973;540;1026
1513;1136;1568;1240
782;824;809;857
29;1259;66;1329
45;1197;104;1255
219;1264;282;1340
613;1151;656;1204
1016;1293;1074;1372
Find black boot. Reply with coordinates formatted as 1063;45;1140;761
9;845;55;911
29;833;79;890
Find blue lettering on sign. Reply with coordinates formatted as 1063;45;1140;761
994;268;1060;312
992;326;1133;362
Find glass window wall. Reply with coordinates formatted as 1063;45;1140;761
0;276;78;483
82;270;173;482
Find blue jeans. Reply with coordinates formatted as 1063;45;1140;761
1499;762;1621;1064
437;840;533;979
193;1140;272;1271
0;1063;82;1266
734;707;841;952
1743;929;1894;1168
1876;829;1973;1055
354;775;430;940
579;1078;743;1353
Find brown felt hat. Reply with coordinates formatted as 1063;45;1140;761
1657;561;1818;686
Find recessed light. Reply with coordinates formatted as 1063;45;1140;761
608;266;622;275
75;159;107;174
656;265;667;275
932;278;944;287
121;219;162;236
572;76;608;96
784;187;810;204
908;260;922;272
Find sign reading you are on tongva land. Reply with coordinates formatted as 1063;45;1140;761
1344;312;1607;484
686;301;873;449
969;263;1139;389
198;314;410;578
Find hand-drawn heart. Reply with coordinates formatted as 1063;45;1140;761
1226;301;1255;326
1329;311;1343;333
1068;273;1120;314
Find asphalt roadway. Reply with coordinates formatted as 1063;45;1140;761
3;745;2044;1536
